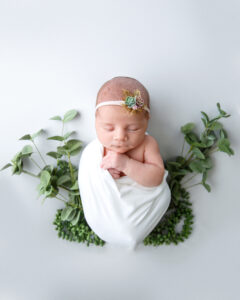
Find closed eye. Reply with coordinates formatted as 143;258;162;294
127;128;139;132
103;127;114;131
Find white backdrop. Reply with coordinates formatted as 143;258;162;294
0;1;239;299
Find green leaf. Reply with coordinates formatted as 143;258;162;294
192;148;205;159
220;129;228;139
47;136;65;141
175;156;186;165
191;141;207;148
46;151;62;159
57;174;71;185
218;138;234;155
69;190;80;196
69;147;81;156
201;158;213;170
205;132;217;141
19;134;31;141
185;132;199;145
66;139;82;152
50;116;62;121
181;123;195;134
201;118;207;127
40;170;51;187
208;121;223;130
171;169;190;177
44;186;56;197
172;184;181;200
216;103;227;116
200;133;216;147
61;206;74;221
70;181;79;190
42;164;54;173
0;163;12;171
202;182;211;192
66;208;78;221
167;162;182;167
63;131;75;140
71;210;80;226
63;109;78;123
201;111;209;122
11;151;22;163
189;160;206;173
21;145;33;156
57;146;69;156
31;129;44;139
202;171;207;183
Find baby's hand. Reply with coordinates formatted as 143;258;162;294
100;151;129;172
107;168;121;179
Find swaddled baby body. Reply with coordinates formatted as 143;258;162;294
78;76;171;249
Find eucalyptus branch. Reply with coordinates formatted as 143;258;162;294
2;104;234;247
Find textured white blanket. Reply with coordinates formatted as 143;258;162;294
78;138;171;249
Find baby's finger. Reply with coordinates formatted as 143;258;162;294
108;168;120;174
112;173;120;179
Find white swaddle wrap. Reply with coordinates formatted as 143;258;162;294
78;138;171;249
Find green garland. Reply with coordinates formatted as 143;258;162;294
1;104;234;247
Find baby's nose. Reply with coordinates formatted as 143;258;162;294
114;128;127;141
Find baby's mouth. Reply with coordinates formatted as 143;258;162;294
112;145;127;150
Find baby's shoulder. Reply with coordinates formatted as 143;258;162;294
143;134;159;150
143;135;163;166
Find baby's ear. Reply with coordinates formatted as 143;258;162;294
145;112;150;120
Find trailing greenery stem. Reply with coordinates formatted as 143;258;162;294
55;196;68;204
181;174;198;185
30;157;42;170
67;152;75;183
181;139;185;157
58;192;68;202
184;182;202;189
59;185;71;192
31;139;47;165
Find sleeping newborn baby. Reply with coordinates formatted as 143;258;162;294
78;76;171;249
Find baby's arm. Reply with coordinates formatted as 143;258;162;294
101;136;165;187
123;136;165;187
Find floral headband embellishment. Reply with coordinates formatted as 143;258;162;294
121;89;148;114
95;89;150;114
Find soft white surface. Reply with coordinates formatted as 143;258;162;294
0;0;240;299
78;138;171;249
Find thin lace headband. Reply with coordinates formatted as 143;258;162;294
95;89;150;114
95;100;150;113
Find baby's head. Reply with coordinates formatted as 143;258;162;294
95;76;150;153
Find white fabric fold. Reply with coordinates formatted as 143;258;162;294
78;138;171;249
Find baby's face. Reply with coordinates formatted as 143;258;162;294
95;106;148;153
